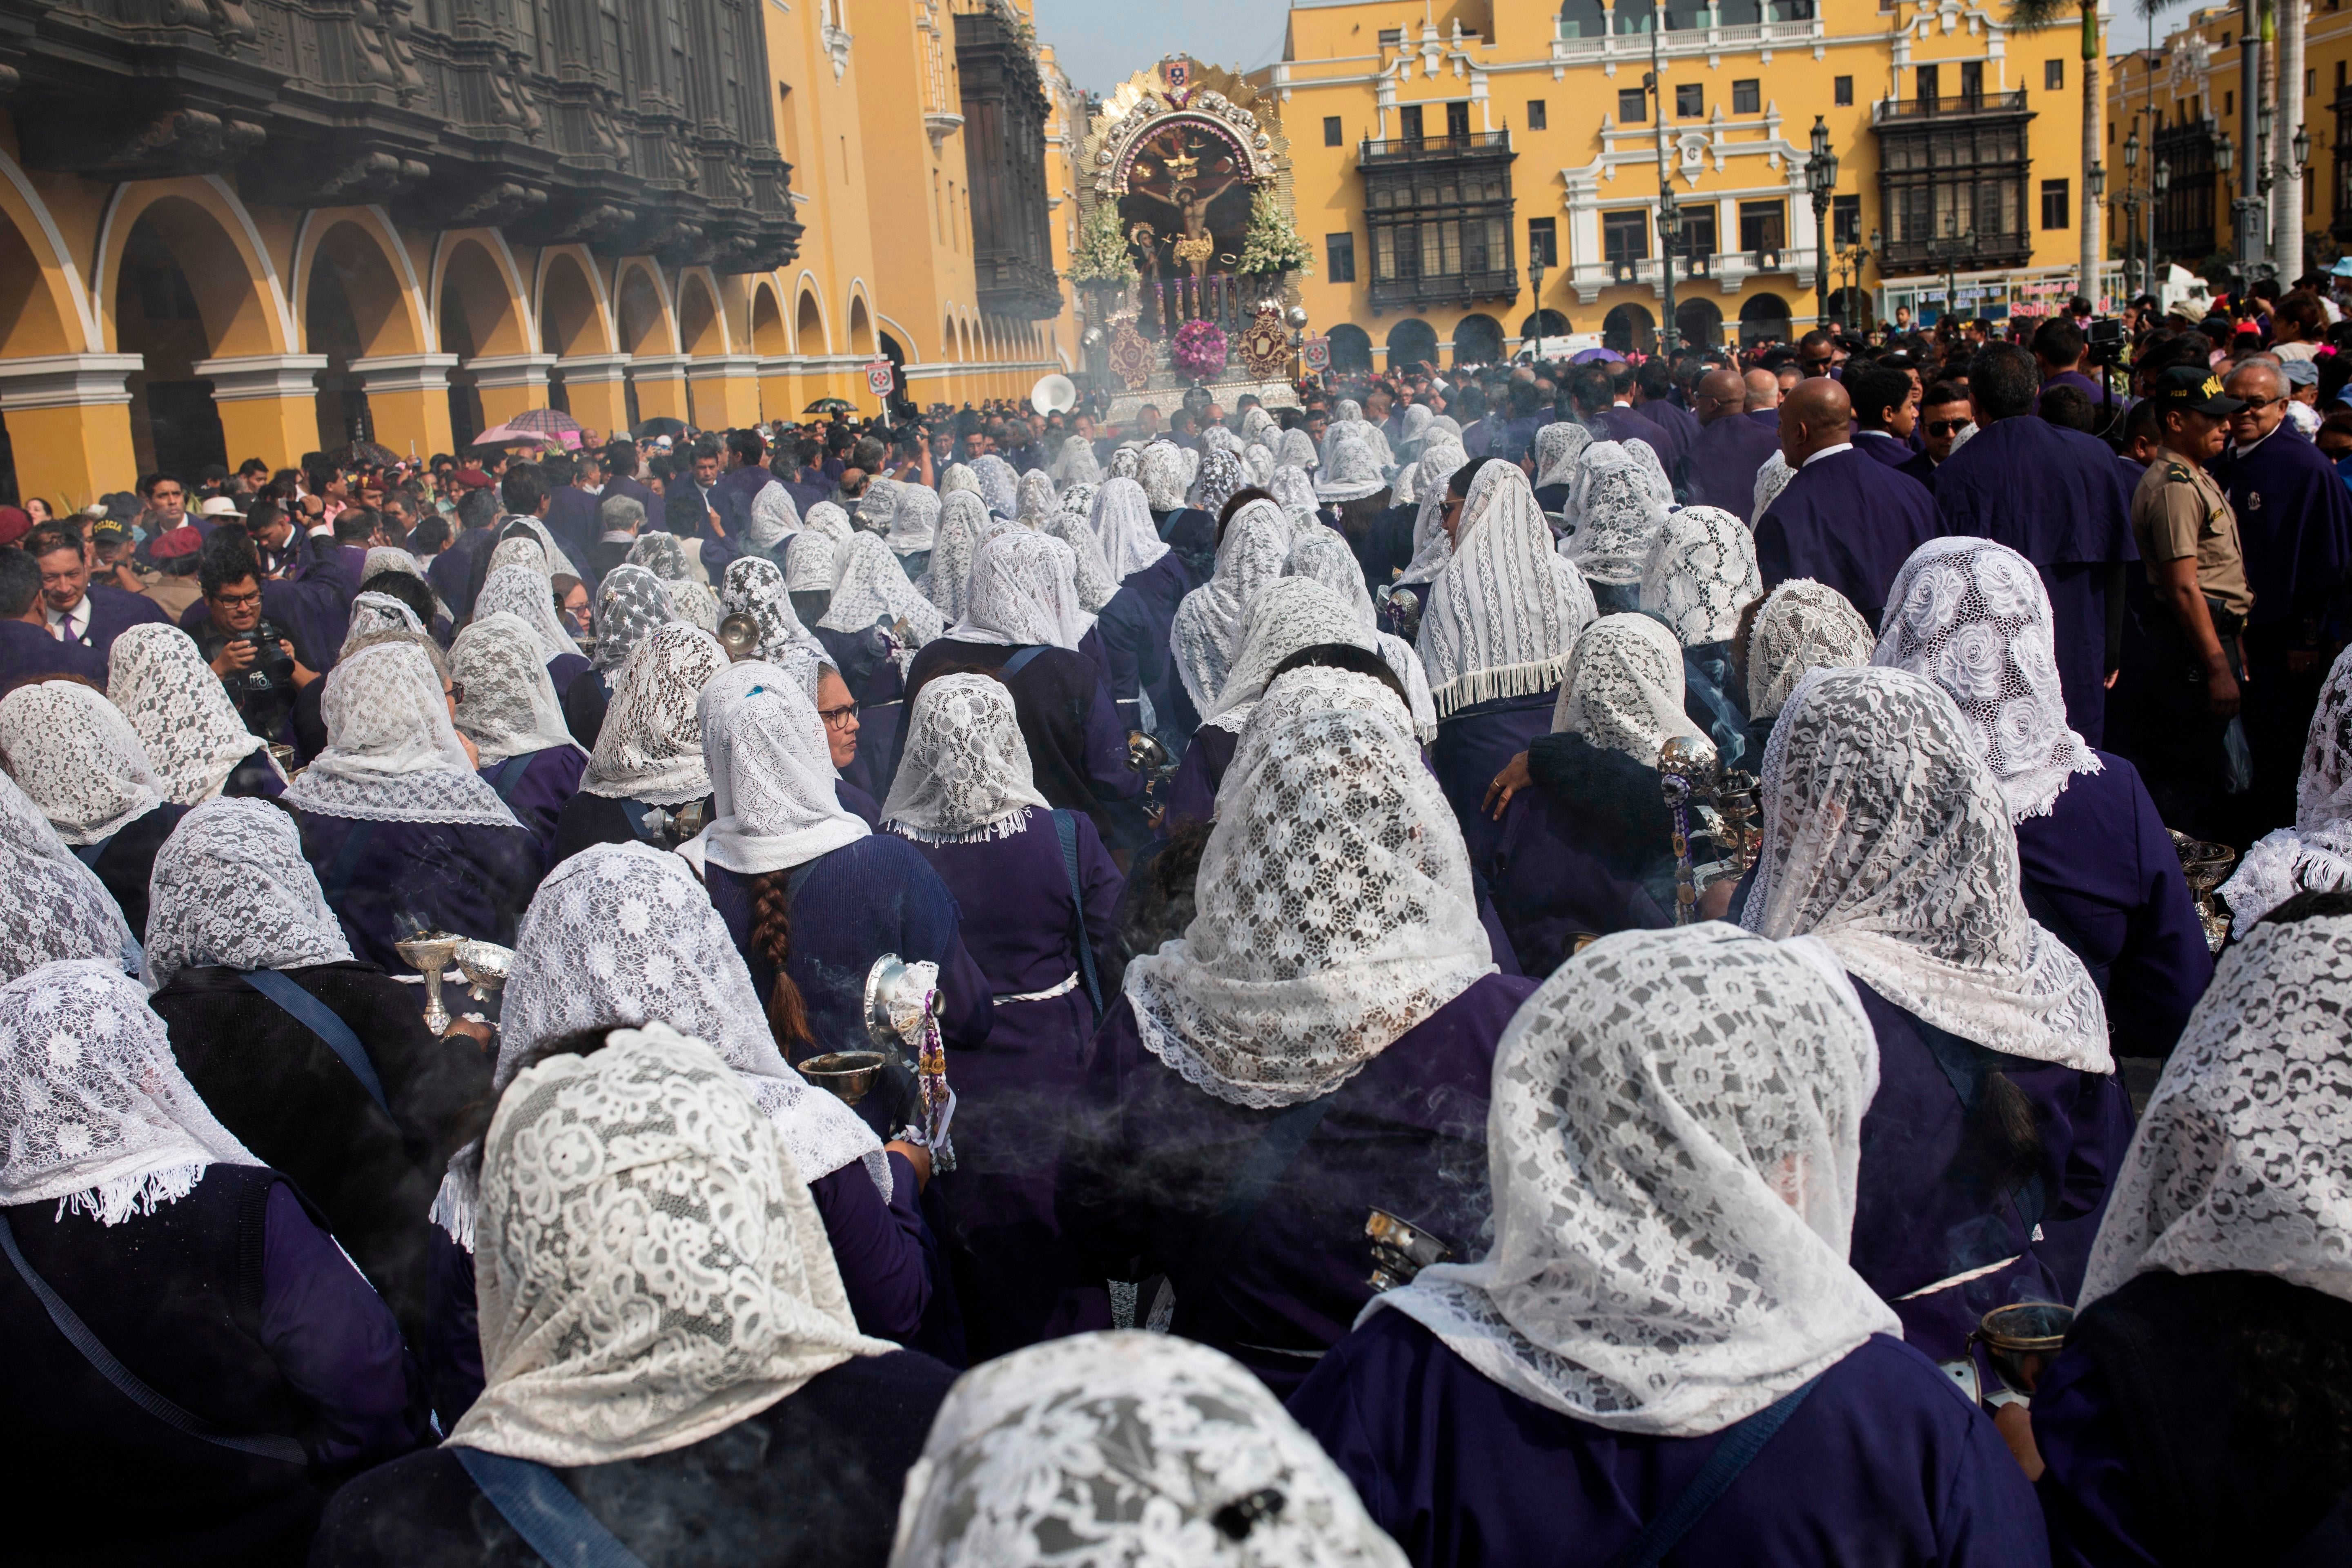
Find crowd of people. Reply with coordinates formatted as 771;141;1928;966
2;285;2351;1568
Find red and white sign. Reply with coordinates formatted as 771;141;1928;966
865;359;895;396
1300;335;1331;374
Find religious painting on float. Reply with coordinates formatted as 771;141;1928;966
1120;124;1252;288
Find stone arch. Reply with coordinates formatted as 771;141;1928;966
749;281;787;356
434;234;531;359
1452;314;1504;366
1557;0;1606;38
942;310;960;361
94;179;292;356
676;270;726;356
536;247;614;356
1603;302;1657;354
793;285;826;356
1327;322;1373;374
846;292;875;356
0;151;94;356
614;259;676;356
1517;309;1572;341
1384;317;1438;372
1738;290;1794;346
292;209;428;361
1675;296;1724;348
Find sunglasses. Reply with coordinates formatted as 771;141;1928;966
1924;419;1970;437
2232;395;2284;414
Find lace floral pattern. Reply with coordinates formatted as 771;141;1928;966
284;641;521;828
971;455;1020;520
1275;427;1320;473
143;797;353;988
106;623;281;805
1192;446;1251;517
1746;579;1876;720
2220;645;2352;933
745;482;801;552
882;674;1050;843
788;506;853;594
1420;463;1595;717
584;624;728;804
925;491;993;621
1639;506;1762;647
1087;477;1169;582
2079;911;2352;1309
887;1332;1407;1568
592;564;676;674
1752;451;1797;523
1139;443;1191;511
447;1023;890;1466
485;536;548;580
339;590;425;657
452;613;584;766
1561;441;1669;587
1554;613;1709;763
1286;526;1378;627
0;681;166;844
1125;673;1494;1109
629;532;722;633
950;528;1091;650
1533;420;1593;490
887;485;940;557
1740;666;2112;1071
1377;926;1898;1436
1313;430;1387;503
1200;579;1378;735
1873;537;2100;821
1039;504;1120;612
501;515;581;581
819;531;945;646
1015;470;1059;530
0;961;261;1224
475;563;577;663
1054;434;1104;487
681;682;868;877
1265;464;1321;526
1171;499;1294;712
720;557;826;666
0;774;136;983
1395;437;1472;587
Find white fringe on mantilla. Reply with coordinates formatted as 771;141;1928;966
883;805;1042;845
56;1160;210;1226
1429;654;1574;721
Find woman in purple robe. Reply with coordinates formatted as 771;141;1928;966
1638;504;1763;768
0;680;190;942
1086;477;1195;737
1418;461;1596;873
1740;666;2123;1368
561;563;672;752
1559;440;1671;617
814;531;942;800
1138;441;1216;583
1168;494;1294;737
321;1026;953;1568
3;962;429;1566
1740;577;1878;767
105;622;289;805
548;621;726;865
1058;666;1535;1397
448;612;588;855
2028;895;2352;1568
899;528;1146;853
1291;925;2047;1567
281;638;545;970
880;673;1123;1359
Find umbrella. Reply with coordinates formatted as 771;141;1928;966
331;439;399;467
632;416;688;439
804;397;857;414
470;423;557;449
506;408;584;439
1569;347;1627;365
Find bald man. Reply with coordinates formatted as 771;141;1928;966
1686;367;1785;524
1753;376;1940;630
1744;369;1782;410
2212;357;2352;831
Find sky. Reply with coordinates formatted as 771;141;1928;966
1030;0;2225;100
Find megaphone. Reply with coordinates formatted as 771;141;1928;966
1031;373;1078;416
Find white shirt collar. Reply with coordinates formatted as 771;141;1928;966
1855;427;1899;441
2232;423;2283;459
1801;442;1854;469
44;594;91;642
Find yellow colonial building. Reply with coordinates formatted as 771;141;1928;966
0;0;1080;510
1258;0;2114;369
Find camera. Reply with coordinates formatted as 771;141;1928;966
2084;316;2125;367
229;618;297;692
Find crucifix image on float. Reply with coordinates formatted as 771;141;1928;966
1120;122;1250;333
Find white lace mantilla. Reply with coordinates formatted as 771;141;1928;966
681;682;869;877
1740;666;2111;1071
819;530;944;646
720;556;826;666
474;563;578;664
584;623;728;805
282;641;521;828
1419;463;1595;717
452;612;585;766
1639;505;1761;647
143;797;354;989
1560;441;1669;588
1171;499;1296;713
949;528;1090;650
1374;926;1898;1437
0;681;165;844
1394;438;1471;587
1746;579;1875;720
1200;578;1377;735
2218;644;2352;932
1532;420;1592;490
882;673;1049;843
1555;613;1709;763
0;773;136;984
925;490;993;622
1087;477;1168;583
592;564;676;675
107;623;283;805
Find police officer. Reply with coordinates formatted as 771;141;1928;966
2118;365;2252;842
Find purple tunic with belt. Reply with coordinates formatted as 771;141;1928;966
895;808;1124;1359
1290;1314;2049;1568
1093;551;1195;733
1058;974;1541;1397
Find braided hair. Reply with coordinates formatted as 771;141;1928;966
747;869;815;1050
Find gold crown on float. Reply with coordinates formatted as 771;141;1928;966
1163;150;1200;179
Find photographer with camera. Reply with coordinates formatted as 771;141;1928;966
193;529;317;742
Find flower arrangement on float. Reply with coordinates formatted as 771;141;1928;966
1172;318;1229;381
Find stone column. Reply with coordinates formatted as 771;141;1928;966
348;352;461;461
0;353;146;510
555;352;633;440
192;353;329;472
464;352;561;430
627;353;693;423
686;353;763;430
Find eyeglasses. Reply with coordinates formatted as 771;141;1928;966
817;702;859;730
1924;419;1971;438
444;683;466;707
2232;394;2283;414
212;590;264;608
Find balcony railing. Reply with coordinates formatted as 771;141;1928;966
1871;91;2030;124
1368;268;1522;308
1877;231;2034;276
1359;131;1513;165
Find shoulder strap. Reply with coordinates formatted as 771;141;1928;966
1000;644;1051;679
0;1209;310;1466
490;752;535;802
314;819;379;907
241;969;390;1118
1051;809;1104;1021
454;1447;650;1568
69;834;117;869
1171;1095;1336;1337
1599;1376;1824;1568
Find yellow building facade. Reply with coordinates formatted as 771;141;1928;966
0;0;1080;512
1261;0;2112;369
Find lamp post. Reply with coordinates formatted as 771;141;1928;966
1527;254;1550;347
1807;115;1840;331
2152;154;2170;286
1926;224;1979;327
2217;127;2265;287
2088;160;2107;304
2121;126;2142;301
1646;27;1680;354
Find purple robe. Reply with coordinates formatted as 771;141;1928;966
1290;1316;2049;1568
836;778;880;826
476;744;586;855
1058;975;1542;1396
1094;551;1194;732
543;484;603;572
1849;978;2129;1361
1585;406;1678;483
814;624;906;802
1162;724;1237;833
1900;448;1940;491
1636;396;1702;466
180;534;355;677
425;525;495;619
896;810;1125;1359
1755;448;1941;633
295;811;546;974
1931;417;2138;747
0;617;107;689
62;581;169;664
1430;689;1559;876
1854;429;1914;468
1685;410;1783;523
1486;783;1671;977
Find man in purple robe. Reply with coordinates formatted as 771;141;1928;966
1682;369;1782;524
1845;360;1920;470
541;448;604;568
0;546;107;688
1568;362;1678;485
2032;314;2105;410
1753;377;1940;631
1929;344;2138;746
2213;358;2352;833
1630;356;1699;476
24;521;167;664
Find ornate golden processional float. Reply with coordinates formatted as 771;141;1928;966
1068;55;1317;418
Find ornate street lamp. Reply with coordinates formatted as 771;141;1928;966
1807;115;1840;330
